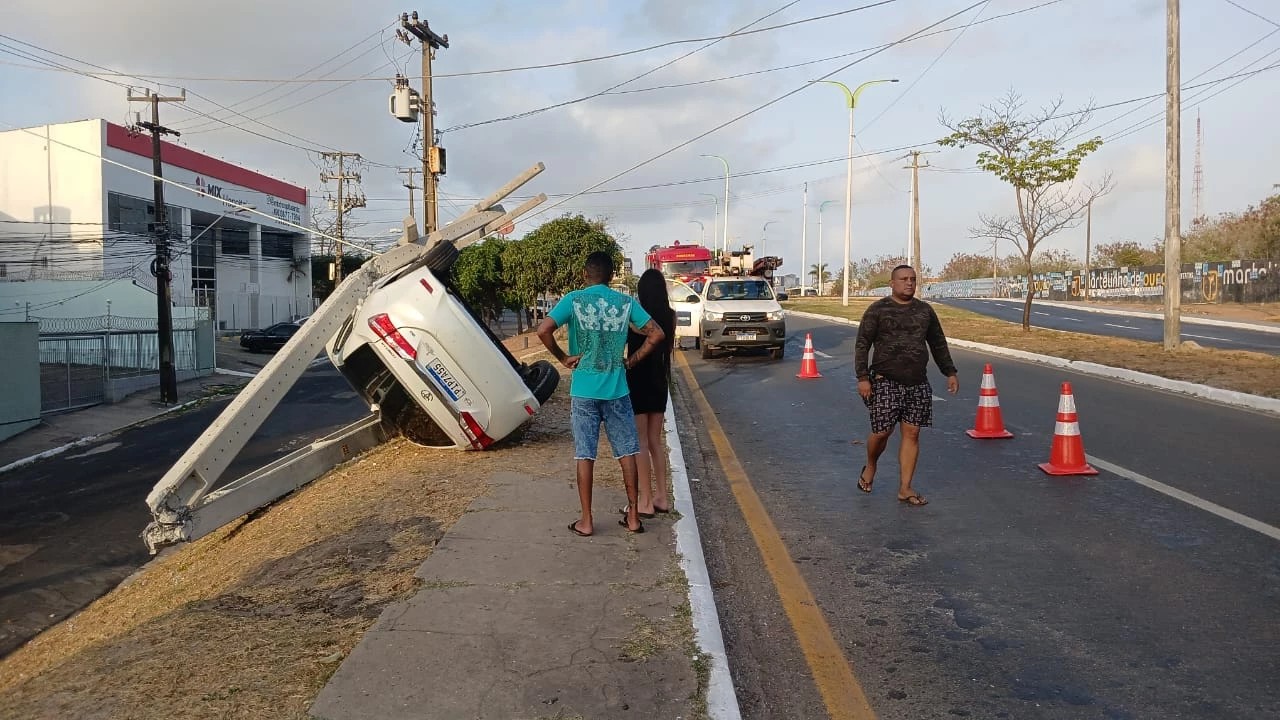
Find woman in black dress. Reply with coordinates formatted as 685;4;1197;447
625;269;676;517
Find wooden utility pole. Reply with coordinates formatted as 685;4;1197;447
320;151;362;285
399;167;419;220
1164;0;1181;350
401;11;448;235
128;87;186;404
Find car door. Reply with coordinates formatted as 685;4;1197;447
666;279;701;346
266;323;299;351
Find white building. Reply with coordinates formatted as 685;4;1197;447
0;119;312;330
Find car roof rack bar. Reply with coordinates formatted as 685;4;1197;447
143;164;546;554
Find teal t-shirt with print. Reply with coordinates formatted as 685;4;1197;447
549;284;652;400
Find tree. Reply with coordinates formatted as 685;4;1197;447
502;214;624;325
1030;248;1080;274
1092;239;1161;268
809;262;831;292
854;254;910;289
451;236;508;331
940;91;1112;330
939;252;996;281
1184;191;1280;262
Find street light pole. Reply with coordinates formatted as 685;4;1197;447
818;200;837;295
689;219;705;245
801;183;808;292
701;155;730;255
761;220;779;258
816;78;898;306
698;192;719;253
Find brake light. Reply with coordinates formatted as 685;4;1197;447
419;277;434;294
368;313;417;360
524;404;535;416
460;411;495;449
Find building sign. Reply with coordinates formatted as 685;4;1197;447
266;196;303;226
193;176;302;226
195;176;251;211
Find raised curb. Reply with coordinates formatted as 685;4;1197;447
787;310;1280;417
665;397;742;720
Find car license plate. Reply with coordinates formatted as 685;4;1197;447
426;358;466;402
735;333;757;341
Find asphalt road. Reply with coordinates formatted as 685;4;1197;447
676;314;1280;719
0;363;368;658
938;298;1280;355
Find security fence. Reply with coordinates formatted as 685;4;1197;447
35;315;215;413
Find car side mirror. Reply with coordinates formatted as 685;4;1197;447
685;295;699;303
777;292;789;301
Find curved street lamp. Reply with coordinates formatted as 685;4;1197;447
700;155;730;254
688;219;705;245
760;220;779;258
817;199;838;295
814;78;898;305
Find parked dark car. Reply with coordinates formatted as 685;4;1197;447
239;322;301;353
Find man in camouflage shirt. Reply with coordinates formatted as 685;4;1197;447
853;265;959;506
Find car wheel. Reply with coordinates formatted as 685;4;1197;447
701;343;714;360
424;240;460;273
769;346;785;361
694;337;701;350
522;359;560;404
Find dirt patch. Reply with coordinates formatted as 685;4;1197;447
786;298;1280;399
0;351;604;720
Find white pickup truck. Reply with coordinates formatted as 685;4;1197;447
686;275;788;360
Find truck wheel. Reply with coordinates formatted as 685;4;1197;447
424;241;460;273
701;343;714;360
769;346;785;361
522;359;560;404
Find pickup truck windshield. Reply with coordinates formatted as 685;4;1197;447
707;280;774;301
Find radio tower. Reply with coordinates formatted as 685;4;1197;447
1192;109;1205;227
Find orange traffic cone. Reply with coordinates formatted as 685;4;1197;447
796;333;822;379
966;363;1014;439
1038;382;1098;476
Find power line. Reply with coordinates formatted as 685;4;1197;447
442;0;801;133
524;1;987;223
1222;0;1280;28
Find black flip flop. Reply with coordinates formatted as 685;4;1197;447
618;518;645;533
619;506;656;519
568;522;592;537
857;465;873;493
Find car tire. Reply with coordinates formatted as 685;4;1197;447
701;343;714;360
521;359;560;404
694;337;701;350
769;346;785;361
424;240;460;273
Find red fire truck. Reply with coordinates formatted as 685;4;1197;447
645;241;713;283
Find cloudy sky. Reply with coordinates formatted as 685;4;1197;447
2;0;1276;276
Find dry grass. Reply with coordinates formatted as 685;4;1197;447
786;297;1280;398
0;357;578;720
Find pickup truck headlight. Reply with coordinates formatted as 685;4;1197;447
768;310;785;321
704;310;723;321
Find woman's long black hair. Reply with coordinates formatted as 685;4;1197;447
636;268;675;356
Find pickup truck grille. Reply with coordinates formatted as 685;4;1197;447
723;312;768;322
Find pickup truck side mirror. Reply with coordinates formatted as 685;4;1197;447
685;295;700;303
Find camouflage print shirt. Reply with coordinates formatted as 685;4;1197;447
854;297;958;386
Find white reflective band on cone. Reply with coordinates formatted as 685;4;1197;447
1058;394;1077;413
981;373;996;389
978;396;1001;407
1054;421;1081;436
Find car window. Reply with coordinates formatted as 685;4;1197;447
709;281;772;300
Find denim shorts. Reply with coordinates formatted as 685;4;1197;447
571;396;641;460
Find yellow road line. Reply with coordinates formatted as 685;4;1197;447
675;351;876;720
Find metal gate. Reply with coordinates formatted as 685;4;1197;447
39;335;107;413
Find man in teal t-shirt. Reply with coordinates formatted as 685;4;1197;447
538;251;665;537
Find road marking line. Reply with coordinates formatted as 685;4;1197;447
1087;455;1280;542
1104;323;1137;330
1062;317;1082;322
676;352;877;719
1034;311;1050;316
814;350;835;359
932;395;946;402
1181;333;1234;343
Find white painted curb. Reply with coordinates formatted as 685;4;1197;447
976;297;1280;335
787;310;1280;417
665;398;742;720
